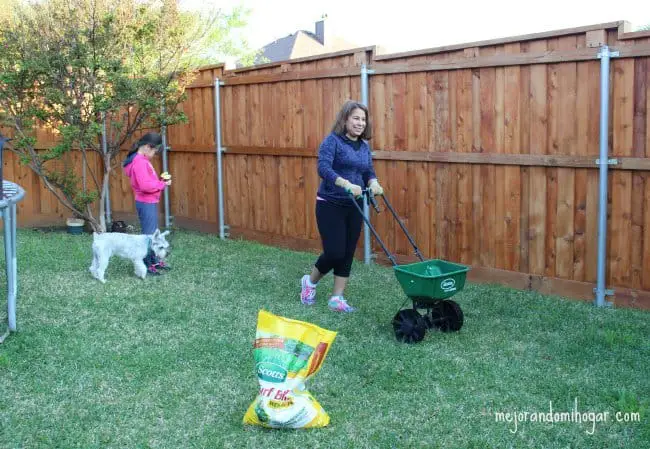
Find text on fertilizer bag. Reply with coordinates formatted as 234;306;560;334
493;398;641;435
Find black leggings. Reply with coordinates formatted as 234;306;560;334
314;200;363;277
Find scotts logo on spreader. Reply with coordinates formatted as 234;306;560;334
256;362;288;383
441;278;456;292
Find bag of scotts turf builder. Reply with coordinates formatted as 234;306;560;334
243;310;337;429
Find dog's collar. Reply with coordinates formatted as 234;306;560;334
146;236;152;251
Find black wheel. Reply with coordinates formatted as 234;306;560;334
392;309;427;343
428;300;464;332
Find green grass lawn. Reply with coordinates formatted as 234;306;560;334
0;229;649;448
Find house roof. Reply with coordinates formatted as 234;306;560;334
251;21;358;66
257;33;299;63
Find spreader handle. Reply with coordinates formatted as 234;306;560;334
348;191;398;266
368;190;381;213
380;194;425;262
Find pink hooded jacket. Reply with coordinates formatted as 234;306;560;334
123;153;166;203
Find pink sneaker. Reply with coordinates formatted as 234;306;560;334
300;275;317;305
328;296;355;312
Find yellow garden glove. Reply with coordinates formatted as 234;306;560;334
335;177;362;198
368;179;384;196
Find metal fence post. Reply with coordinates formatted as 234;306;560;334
214;78;227;239
594;45;619;308
161;105;171;229
361;63;375;264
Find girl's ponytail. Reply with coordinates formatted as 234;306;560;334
127;140;140;157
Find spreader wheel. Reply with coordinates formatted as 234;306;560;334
428;300;464;332
392;309;427;343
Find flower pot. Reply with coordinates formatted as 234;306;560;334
66;218;85;235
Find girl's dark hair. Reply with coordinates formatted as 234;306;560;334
127;132;163;156
330;100;372;140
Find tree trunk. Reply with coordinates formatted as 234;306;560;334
99;175;107;232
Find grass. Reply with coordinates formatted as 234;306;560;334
0;229;649;448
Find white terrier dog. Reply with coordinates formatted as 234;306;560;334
89;229;170;283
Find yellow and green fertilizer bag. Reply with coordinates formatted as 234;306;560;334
243;310;337;429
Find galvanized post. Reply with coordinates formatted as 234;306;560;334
214;78;226;239
360;64;375;265
9;203;16;330
161;105;171;229
594;46;618;307
4;207;14;331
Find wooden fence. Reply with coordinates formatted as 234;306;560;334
7;20;650;308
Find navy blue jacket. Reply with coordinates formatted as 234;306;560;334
316;133;377;206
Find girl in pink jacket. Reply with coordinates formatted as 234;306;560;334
123;132;172;274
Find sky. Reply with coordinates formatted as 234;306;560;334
182;0;648;55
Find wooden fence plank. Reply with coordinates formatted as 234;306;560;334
202;85;215;149
447;69;459;261
518;47;531;276
573;61;589;282
427;163;440;259
480;49;496;268
265;155;281;234
544;39;560;278
371;75;386;151
632;58;648;288
643;175;650;290
393;74;407;151
236;85;248;147
238;155;250;229
610;171;633;287
275;81;287;147
631;173;644;288
224;154;238;227
643;57;650;290
647;56;650;159
248;84;262;147
404;160;417;257
528;39;548;275
321;78;334;138
247;156;259;231
431;70;450;259
372;160;388;255
585;60;602;283
302;80;319;150
504;43;522;272
610;58;635;287
456;69;473;265
413;161;430;259
406;72;428;151
278;156;291;235
470;65;481;267
613;59;635;157
554;36;577;280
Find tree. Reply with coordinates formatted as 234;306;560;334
180;2;260;67
0;0;251;231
